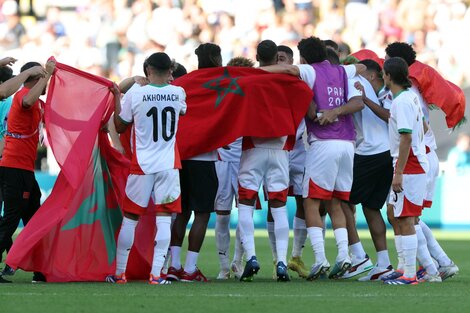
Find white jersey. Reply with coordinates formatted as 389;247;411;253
410;85;437;150
218;137;242;163
388;89;428;174
296;63;357;89
377;86;393;110
349;76;389;155
119;83;187;174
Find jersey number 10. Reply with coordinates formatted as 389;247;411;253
146;106;176;142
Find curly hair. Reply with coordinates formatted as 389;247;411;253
385;42;416;66
227;56;255;68
297;36;327;64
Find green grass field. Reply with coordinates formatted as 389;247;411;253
1;230;469;313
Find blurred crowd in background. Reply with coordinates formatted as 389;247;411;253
1;0;469;173
1;0;470;87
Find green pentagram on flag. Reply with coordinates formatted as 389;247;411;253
61;148;122;265
203;68;244;107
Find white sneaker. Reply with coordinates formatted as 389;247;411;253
358;264;393;282
230;261;243;279
438;262;459;281
342;255;374;279
307;259;331;281
217;269;230;280
419;272;442;283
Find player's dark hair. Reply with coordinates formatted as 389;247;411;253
359;59;382;77
195;43;222;69
172;62;187;79
277;45;293;58
326;48;340;65
385;42;416;66
227;56;255;67
144;52;172;76
257;40;278;65
20;62;41;83
0;66;13;83
297;36;327;64
323;39;339;53
383;57;412;88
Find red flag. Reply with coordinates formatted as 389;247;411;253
351;50;466;128
6;61;130;282
350;49;384;67
409;61;466;128
173;67;313;159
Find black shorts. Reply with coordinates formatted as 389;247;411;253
349;151;393;209
180;160;218;213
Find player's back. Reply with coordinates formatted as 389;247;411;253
128;84;187;174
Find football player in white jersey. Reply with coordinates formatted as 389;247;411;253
385;42;455;281
108;52;187;285
382;57;428;285
214;56;255;280
237;40;292;282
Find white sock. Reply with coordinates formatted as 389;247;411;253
419;220;452;266
394;235;404;271
116;217;138;275
232;225;243;263
377;250;391;268
162;214;177;271
292;217;307;258
151;216;171;276
266;221;277;261
215;214;231;271
321;215;326;239
271;206;289;265
184;250;199;274
170;246;182;269
401;234;418;279
415;224;439;275
334;228;349;262
307;226;326;264
238;204;256;259
350;241;366;261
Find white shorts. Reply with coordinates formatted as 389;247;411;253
124;169;181;216
288;140;306;196
215;160;240;211
388;173;426;218
238;148;289;202
424;149;439;208
302;140;354;201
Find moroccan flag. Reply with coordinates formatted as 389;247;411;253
5;61;130;281
351;50;466;128
173;67;313;159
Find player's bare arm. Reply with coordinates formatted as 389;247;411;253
259;64;300;76
0;66;47;100
318;96;364;125
392;133;412;193
354;81;390;122
22;60;55;108
111;83;128;133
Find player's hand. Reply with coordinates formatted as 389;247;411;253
110;82;121;96
392;173;403;193
134;76;149;86
318;109;338;125
354;81;365;95
25;65;48;79
45;60;56;75
0;57;17;66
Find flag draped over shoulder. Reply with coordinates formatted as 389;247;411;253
351;49;466;128
5;60;130;282
173;67;313;159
